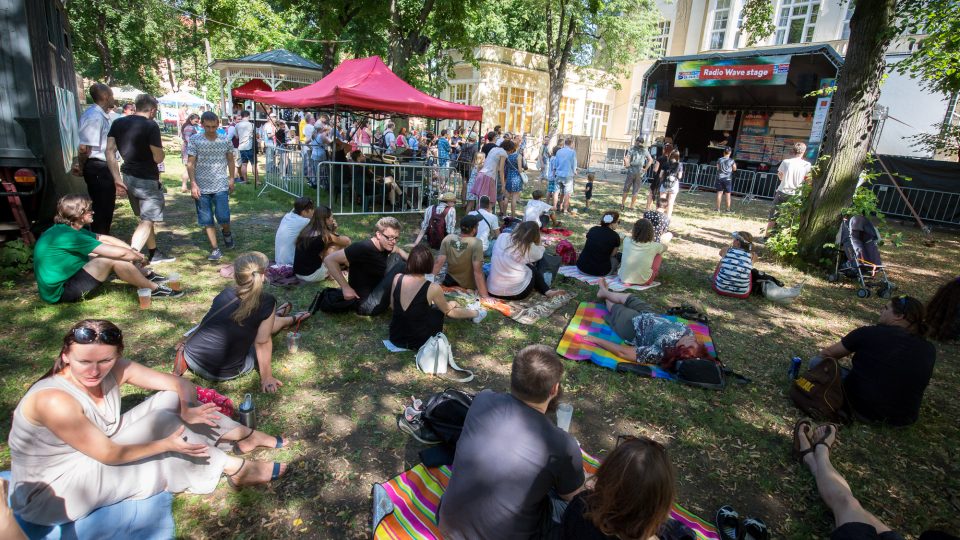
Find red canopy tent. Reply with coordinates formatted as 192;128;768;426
254;56;483;121
231;79;272;100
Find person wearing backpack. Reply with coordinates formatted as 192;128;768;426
414;192;457;249
621;136;653;211
439;345;585;540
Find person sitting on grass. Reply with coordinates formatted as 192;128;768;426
322;216;409;316
439;345;585;539
274;197;314;266
925;276;960;341
794;422;915;540
561;435;676;540
33;194;182;304
293;205;350;283
713;231;756;298
618;218;666;286
576;211;622;277
585;278;709;364
413;192;457;248
468;195;500;257
487;221;567;300
814;295;935;426
7;319;288;527
643;200;672;244
524;190;555;229
180;252;309;393
389;244;485;350
432;215;490;299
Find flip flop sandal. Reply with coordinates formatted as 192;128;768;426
233;429;287;453
792;418;815;463
742;517;770;540
715;505;741;540
275;302;293;317
812;423;840;451
226;459;284;489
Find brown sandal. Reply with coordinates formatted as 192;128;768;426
792;418;814;463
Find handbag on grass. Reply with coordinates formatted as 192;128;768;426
415;333;474;382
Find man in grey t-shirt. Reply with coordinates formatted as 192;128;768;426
439;345;585;540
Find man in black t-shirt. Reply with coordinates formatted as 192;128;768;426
816;295;935;426
648;143;673;211
106;94;175;264
323;216;409;315
480;131;497;157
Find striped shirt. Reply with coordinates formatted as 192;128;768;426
715;247;753;296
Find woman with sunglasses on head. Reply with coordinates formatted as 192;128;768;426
814;295;935;426
561;436;677;540
487;220;567;300
7;319;288;527
179;252;309;393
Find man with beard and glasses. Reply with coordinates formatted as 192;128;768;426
439;345;585;540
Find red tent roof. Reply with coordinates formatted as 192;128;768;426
232;79;272;100
254;56;483;121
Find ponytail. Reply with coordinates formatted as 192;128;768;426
232;252;269;323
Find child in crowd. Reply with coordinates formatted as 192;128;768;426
713;231;755;298
716;146;737;212
464;152;485;213
524;190;555;229
584;172;594;210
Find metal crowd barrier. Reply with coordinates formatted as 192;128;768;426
316;160;461;215
871;183;960;226
259;146;306;198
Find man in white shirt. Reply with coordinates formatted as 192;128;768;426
469;195;500;257
235;110;254;184
74;83;118;234
524;190;555;229
767;142;812;235
383;122;397;153
263;113;277;174
274;197;315;266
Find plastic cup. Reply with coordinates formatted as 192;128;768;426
137;288;152;309
287;331;301;353
167;272;182;292
556;402;573;432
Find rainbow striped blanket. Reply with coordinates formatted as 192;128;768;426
556;302;717;377
371;450;718;539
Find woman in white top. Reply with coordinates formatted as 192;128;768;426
8;319;288;526
619;218;667;286
487;221;566;300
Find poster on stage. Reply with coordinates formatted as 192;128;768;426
675;56;791;87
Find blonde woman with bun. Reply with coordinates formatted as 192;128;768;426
181;252;309;392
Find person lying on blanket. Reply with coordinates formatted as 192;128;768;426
8;319;288;527
439;345;586;539
561;435;677;540
584;278;709;364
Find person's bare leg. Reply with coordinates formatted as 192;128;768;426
204;226;219;250
130;220;155;252
621;192;628;209
83;257;157;290
222;454;287;486
240;162;248;182
802;425;893;533
716;191;722;211
630;193;638;210
666;192;677;220
596;277;631;305
552;191;558;210
725;192;732;211
563;193;571;213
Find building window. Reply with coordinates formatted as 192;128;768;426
775;0;820;45
553;96;577;134
840;1;854;40
710;0;731;50
628;95;642;134
496;87;535;134
653;21;671;56
449;83;472;105
584;101;610;140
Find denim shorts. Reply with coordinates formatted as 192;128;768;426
195;190;231;227
123;174;165;222
239;149;254;164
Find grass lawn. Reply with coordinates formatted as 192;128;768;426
1;149;958;539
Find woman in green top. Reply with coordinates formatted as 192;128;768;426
33;194;183;303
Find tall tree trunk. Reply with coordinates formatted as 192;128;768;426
795;0;896;263
544;0;577;141
93;10;114;84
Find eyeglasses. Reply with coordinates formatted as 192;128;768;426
379;232;399;242
72;327;123;345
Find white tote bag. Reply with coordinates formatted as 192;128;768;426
415;333;474;382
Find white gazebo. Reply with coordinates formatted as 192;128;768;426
210;49;324;115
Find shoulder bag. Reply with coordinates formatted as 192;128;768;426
790;357;850;423
416;332;474;382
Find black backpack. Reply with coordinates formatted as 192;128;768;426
421;388;474;446
426;205;451;249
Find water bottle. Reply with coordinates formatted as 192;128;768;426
789;356;802;380
238;393;256;429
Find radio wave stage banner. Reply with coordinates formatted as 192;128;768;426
675;55;791;87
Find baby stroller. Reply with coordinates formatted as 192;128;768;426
827;215;894;298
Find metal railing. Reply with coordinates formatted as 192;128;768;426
259;146;306;198
315;160;461;215
871;183;960;225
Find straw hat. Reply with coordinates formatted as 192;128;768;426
439;192;457;203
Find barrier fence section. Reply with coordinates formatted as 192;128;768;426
259;147;306;198
316;161;461;216
871;183;960;226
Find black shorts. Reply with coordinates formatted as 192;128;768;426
59;268;103;303
831;523;906;540
715;177;733;193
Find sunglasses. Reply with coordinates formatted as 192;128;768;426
72;327;123;346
